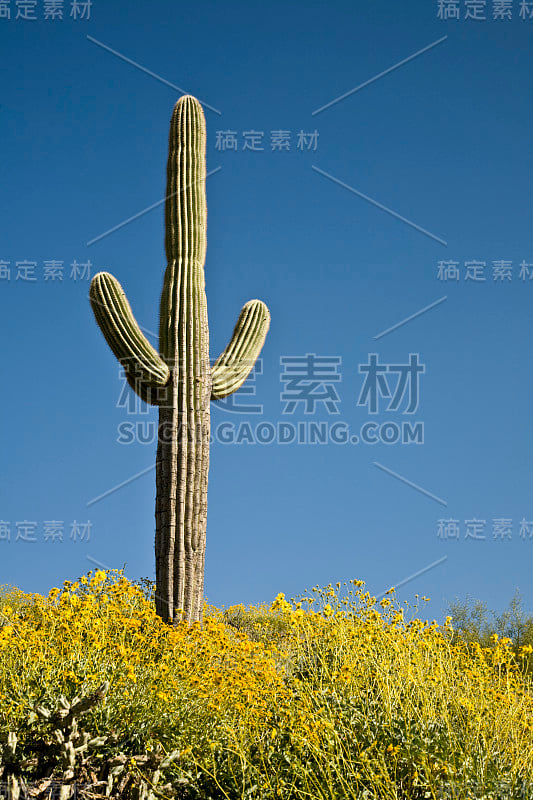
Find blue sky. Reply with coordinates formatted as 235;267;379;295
1;0;533;624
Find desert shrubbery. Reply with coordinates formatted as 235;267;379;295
1;571;533;799
446;589;533;683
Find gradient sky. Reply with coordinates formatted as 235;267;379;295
1;0;533;625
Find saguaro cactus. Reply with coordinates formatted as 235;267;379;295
89;95;270;624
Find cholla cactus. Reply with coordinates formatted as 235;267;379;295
90;95;270;625
0;684;110;800
0;684;181;798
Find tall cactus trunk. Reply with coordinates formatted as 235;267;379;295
155;381;210;625
89;94;270;627
155;97;211;625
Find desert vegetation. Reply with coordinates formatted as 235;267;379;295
1;571;533;799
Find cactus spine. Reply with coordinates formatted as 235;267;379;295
90;95;270;624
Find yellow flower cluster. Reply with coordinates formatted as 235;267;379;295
0;573;532;798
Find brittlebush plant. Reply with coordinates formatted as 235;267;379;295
1;571;533;799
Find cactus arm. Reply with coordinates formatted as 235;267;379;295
211;299;270;399
90;271;170;405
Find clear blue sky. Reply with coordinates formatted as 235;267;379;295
1;0;533;624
